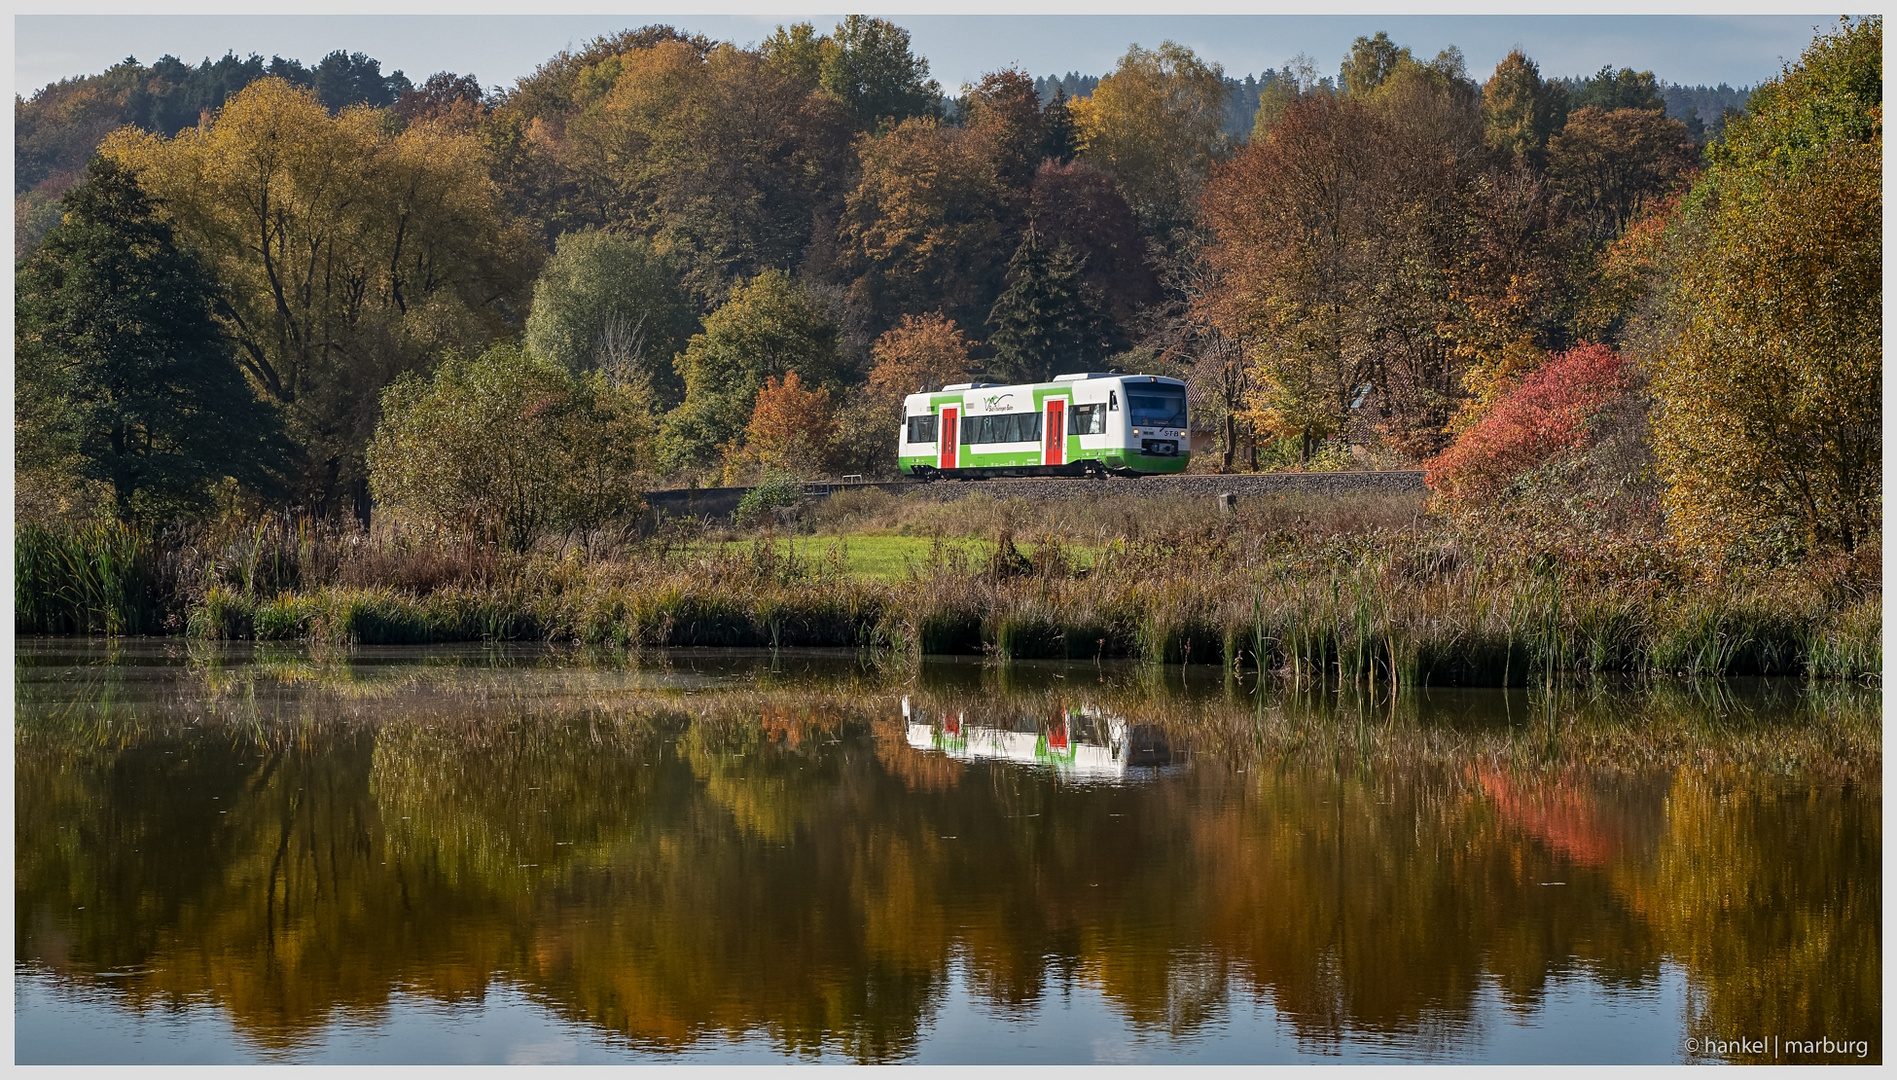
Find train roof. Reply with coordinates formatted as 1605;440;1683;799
903;373;1182;401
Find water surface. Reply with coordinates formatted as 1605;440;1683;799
14;641;1881;1064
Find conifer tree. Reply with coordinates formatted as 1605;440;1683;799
985;227;1111;384
15;157;289;519
1041;85;1077;163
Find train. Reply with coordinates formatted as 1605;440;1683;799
898;372;1190;479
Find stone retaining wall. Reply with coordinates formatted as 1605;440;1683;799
645;471;1426;522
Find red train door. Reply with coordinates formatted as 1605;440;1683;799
1043;399;1065;466
939;406;958;470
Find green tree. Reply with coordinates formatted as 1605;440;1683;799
15;158;288;519
1338;32;1412;98
1041;85;1078;164
1568;65;1665;112
1646;16;1881;558
660;271;843;472
523;229;698;405
820;15;941;131
561;42;854;298
986;229;1111;384
760;22;828;91
1483;49;1567;164
367;344;647;551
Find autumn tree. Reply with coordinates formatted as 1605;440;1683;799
866;313;976;403
1423;344;1631;502
103;77;539;520
1645;16;1881;558
560;42;855;298
1547;106;1699;247
15;49;409;257
1203;47;1492;460
1333;54;1488;455
961;69;1046;188
523;229;698;405
368;344;647;551
840;115;1015;336
393;71;487;129
1483;50;1567;164
660;271;843;472
15;158;290;520
739;371;837;477
1250;55;1325;140
1070;42;1230;236
1201;94;1371;460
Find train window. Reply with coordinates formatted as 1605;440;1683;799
1108;391;1118;411
1068;404;1106;435
906;414;938;443
1128;388;1187;428
960;412;1042;444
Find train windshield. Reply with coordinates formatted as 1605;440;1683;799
1127;387;1187;428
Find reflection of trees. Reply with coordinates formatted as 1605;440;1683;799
1613;770;1881;1062
14;648;1882;1061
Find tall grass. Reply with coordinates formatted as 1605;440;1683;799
16;508;1881;685
15;521;163;634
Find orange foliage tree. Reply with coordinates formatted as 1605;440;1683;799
740;371;837;477
866;314;975;403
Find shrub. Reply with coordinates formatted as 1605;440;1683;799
367;345;649;552
734;473;806;528
1423;344;1630;501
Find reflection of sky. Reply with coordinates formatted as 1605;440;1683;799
16;963;1690;1064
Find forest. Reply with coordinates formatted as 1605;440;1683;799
12;17;1882;671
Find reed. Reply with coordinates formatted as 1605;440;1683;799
16;520;164;635
17;509;1881;685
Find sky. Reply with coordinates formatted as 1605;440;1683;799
15;13;1833;99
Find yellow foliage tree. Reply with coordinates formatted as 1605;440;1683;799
103;78;538;516
1069;41;1230;234
1647;17;1881;559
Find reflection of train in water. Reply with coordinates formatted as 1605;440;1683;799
901;696;1186;782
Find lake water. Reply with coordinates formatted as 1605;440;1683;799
14;641;1881;1064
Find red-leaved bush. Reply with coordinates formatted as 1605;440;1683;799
1424;344;1631;500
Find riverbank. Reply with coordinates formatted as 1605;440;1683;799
16;494;1880;685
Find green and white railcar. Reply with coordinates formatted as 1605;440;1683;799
898;372;1189;478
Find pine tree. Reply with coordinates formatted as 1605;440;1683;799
1041;85;1077;163
16;157;289;519
986;227;1111;384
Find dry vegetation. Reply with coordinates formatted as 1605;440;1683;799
17;489;1879;686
